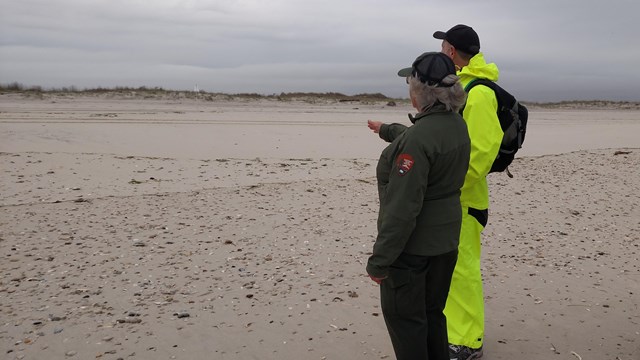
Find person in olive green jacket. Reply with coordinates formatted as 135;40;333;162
369;25;503;360
366;52;470;360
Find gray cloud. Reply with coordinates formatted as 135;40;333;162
1;0;639;101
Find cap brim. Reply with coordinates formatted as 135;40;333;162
433;31;446;40
397;67;412;77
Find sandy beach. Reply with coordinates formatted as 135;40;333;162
1;93;639;360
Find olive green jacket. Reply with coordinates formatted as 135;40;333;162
366;104;470;278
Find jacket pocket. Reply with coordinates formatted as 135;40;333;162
381;268;421;318
386;268;411;289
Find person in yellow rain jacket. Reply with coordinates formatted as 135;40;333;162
367;24;502;360
436;24;502;360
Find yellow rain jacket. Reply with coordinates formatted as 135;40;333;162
457;53;503;209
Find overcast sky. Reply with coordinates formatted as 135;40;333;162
1;0;639;102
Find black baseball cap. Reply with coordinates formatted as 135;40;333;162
433;24;480;55
397;52;456;87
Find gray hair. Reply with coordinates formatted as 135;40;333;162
408;74;466;112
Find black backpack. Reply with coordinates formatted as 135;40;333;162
463;79;528;177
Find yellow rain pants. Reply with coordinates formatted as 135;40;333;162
444;207;485;349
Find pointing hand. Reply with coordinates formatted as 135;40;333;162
367;120;383;134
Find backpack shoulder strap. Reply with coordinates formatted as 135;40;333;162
465;78;518;114
464;78;497;93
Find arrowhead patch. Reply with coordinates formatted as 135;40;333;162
396;154;414;176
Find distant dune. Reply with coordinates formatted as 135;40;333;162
2;83;639;109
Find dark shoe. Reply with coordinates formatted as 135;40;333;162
449;344;483;360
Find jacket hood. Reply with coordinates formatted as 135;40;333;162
457;52;499;83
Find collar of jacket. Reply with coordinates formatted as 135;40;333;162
407;102;449;124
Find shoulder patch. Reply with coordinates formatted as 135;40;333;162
396;154;414;176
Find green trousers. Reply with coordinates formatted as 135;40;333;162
444;207;485;349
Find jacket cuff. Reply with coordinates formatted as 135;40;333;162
366;260;388;279
378;123;390;142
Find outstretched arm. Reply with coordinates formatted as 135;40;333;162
367;120;408;143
